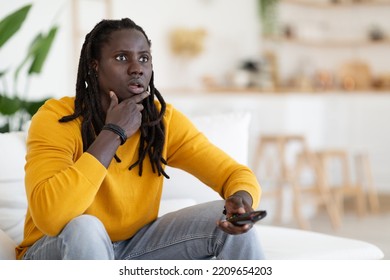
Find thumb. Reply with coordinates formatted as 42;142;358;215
108;90;118;111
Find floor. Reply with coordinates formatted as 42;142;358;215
275;194;390;259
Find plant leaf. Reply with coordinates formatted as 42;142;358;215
0;95;22;115
0;123;10;133
0;69;8;77
22;98;48;116
0;4;32;48
14;26;58;83
28;26;58;74
13;33;42;82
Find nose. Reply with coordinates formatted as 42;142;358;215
127;59;143;76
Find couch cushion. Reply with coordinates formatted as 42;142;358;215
0;132;26;181
161;112;251;204
158;200;384;260
0;229;17;259
0;132;27;244
189;112;250;165
256;224;384;260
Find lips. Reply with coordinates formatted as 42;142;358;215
128;78;145;94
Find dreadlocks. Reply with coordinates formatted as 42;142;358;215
59;18;169;178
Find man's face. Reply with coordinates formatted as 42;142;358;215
94;29;152;106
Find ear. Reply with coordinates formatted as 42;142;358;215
91;59;99;73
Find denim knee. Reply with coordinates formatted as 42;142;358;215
59;214;114;259
61;214;106;236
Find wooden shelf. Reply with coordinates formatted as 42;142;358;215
264;36;390;48
163;87;390;95
283;0;390;8
260;0;390;94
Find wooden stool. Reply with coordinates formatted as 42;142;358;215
354;153;380;213
292;151;342;230
316;150;367;222
253;134;309;225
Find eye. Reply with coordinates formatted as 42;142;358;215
115;54;127;61
139;54;150;63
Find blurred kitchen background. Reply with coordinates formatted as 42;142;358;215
1;0;390;256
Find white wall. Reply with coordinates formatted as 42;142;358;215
2;0;390;99
166;91;390;194
2;1;389;203
0;0;261;100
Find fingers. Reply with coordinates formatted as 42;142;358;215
217;220;252;235
225;193;254;218
115;91;150;113
108;91;119;111
131;91;150;104
224;197;247;218
109;90;150;105
106;90;149;117
104;90;151;137
221;195;255;235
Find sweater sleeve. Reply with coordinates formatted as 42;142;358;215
25;101;107;236
165;107;261;208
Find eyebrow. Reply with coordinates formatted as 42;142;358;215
114;49;151;54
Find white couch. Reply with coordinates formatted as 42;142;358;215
0;113;384;260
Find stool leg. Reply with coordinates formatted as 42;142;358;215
356;154;380;213
270;181;283;225
322;192;342;230
356;186;367;216
317;152;343;229
291;156;311;230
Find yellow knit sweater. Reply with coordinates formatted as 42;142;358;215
16;96;261;259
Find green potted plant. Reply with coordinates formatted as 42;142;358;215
0;4;58;132
258;0;279;37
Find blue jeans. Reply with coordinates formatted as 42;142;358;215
22;201;265;260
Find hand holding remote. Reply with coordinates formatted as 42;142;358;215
226;210;267;226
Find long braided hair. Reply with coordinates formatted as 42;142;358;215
59;18;169;178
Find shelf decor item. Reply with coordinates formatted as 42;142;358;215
169;27;207;57
368;25;385;41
